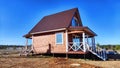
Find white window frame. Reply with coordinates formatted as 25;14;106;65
55;32;63;45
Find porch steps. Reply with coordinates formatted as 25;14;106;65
20;49;33;56
88;47;107;61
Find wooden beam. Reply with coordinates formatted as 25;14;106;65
68;31;83;34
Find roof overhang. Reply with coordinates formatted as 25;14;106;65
23;34;32;39
68;26;97;37
31;28;66;35
23;28;66;38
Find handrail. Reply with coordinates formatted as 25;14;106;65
87;43;107;60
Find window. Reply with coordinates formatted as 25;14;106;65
71;17;79;26
56;33;63;44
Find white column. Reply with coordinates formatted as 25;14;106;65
66;30;68;52
82;32;86;52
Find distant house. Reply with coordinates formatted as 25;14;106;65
23;8;107;60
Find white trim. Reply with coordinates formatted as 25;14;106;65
66;30;68;52
55;32;64;45
31;28;66;34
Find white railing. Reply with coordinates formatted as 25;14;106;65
87;43;107;60
68;42;84;51
68;42;107;60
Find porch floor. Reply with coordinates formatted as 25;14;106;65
68;51;88;54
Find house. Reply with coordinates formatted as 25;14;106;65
23;8;107;60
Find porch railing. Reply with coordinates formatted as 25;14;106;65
85;43;107;60
68;42;84;51
68;42;107;60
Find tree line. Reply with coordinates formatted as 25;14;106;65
97;44;120;50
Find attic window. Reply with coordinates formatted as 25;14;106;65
71;17;79;26
56;33;63;45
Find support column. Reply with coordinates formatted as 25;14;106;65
66;30;68;52
91;37;96;51
25;38;28;50
86;35;89;44
82;32;86;52
93;37;96;51
66;30;68;58
31;35;34;51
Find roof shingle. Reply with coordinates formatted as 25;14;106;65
29;8;82;34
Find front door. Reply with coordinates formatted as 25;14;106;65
72;35;80;51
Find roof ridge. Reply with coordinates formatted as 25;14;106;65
44;8;78;17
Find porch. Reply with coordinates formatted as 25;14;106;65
65;27;107;60
66;26;96;53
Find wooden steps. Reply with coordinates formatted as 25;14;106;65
19;49;33;56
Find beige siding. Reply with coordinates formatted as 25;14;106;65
32;32;66;54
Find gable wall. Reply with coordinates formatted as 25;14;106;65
32;31;66;54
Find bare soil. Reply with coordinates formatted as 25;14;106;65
0;57;102;68
84;61;120;68
0;49;120;68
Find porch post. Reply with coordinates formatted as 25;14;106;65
86;35;89;44
25;38;28;50
92;37;96;51
82;32;86;52
66;30;68;52
66;30;68;58
31;35;34;51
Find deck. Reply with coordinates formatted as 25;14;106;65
68;51;87;54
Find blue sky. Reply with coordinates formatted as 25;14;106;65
0;0;120;45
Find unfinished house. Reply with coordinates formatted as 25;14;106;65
23;8;107;60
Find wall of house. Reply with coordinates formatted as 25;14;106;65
32;31;66;54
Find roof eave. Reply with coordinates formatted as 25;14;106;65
30;28;66;35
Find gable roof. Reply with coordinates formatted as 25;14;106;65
29;8;82;34
24;8;97;38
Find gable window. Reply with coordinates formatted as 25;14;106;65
71;17;79;26
56;33;63;44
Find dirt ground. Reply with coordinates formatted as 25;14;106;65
0;49;120;68
0;57;120;68
0;57;102;68
84;61;120;68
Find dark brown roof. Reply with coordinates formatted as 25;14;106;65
29;8;82;34
24;8;97;38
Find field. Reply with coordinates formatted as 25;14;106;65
0;48;120;68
